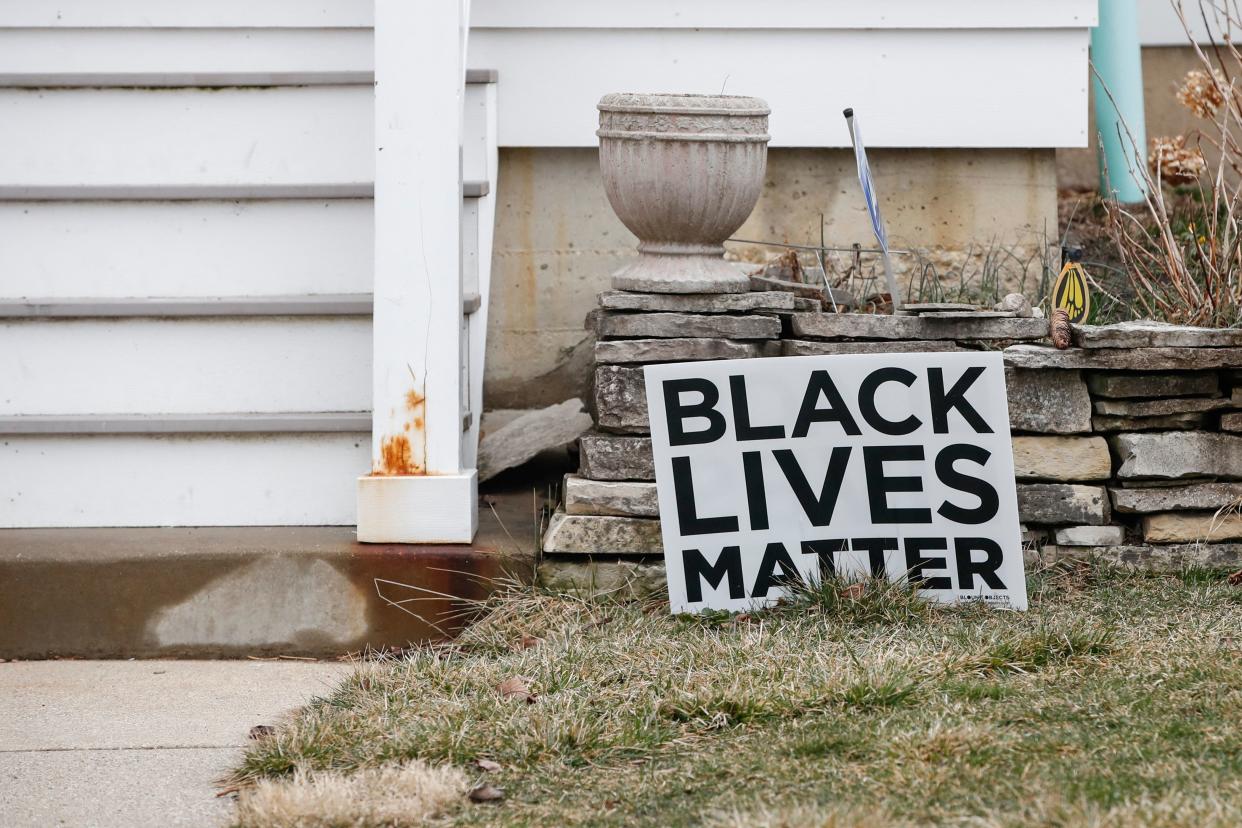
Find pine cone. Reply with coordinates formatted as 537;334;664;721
1051;308;1071;350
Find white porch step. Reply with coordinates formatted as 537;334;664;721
0;412;371;434
0;434;367;527
1;317;371;415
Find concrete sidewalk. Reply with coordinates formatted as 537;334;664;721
0;660;352;827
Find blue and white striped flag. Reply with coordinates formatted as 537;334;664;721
844;108;903;308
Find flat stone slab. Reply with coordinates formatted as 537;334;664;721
478;399;592;482
1086;371;1219;399
1072;320;1242;349
1054;525;1126;546
920;310;1017;319
595;338;766;365
1092;413;1206;432
595;311;780;340
1143;512;1242;543
1224;412;1242;432
541;511;663;555
781;339;962;357
1017;484;1111;525
748;274;855;308
578;432;654;481
1005;344;1242;371
1111;482;1242;513
537;557;666;599
594;366;649;433
1011;436;1111;481
1006;368;1092;434
1040;543;1242;571
563;475;659;518
598;290;795;314
1113;432;1242;480
1093;396;1235;417
901;302;980;313
791;312;1048;341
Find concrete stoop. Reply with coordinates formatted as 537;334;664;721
0;506;533;659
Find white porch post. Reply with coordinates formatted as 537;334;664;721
357;0;478;542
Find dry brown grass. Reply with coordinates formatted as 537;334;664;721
234;761;466;828
233;565;1242;827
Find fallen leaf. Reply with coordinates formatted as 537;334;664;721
496;675;536;703
468;783;505;803
518;634;542;650
841;583;868;600
248;725;275;740
474;758;502;773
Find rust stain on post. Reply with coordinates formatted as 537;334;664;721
373;382;428;475
378;434;419;475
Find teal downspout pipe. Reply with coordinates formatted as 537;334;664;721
1092;0;1149;203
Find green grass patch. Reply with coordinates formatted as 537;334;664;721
232;564;1242;827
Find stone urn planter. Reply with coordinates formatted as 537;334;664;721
597;93;770;293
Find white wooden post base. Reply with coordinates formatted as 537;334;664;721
356;472;478;544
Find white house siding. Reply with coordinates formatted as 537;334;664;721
0;2;374;527
0;1;1096;528
470;1;1095;148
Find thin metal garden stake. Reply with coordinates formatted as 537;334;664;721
843;107;903;309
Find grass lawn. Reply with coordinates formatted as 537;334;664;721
232;563;1242;827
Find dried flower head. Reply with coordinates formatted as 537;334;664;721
1149;135;1207;186
1177;68;1228;119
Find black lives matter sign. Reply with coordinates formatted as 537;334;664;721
643;352;1026;613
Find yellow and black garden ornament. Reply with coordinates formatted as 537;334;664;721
1052;248;1091;324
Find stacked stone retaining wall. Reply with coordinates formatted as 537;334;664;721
539;295;1242;596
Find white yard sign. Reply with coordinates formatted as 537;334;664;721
644;352;1027;614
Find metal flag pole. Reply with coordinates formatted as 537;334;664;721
843;108;903;310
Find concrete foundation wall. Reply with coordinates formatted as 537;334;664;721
486;147;1058;409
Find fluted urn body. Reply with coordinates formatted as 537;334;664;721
597;93;770;293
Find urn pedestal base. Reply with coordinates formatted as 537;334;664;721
611;254;750;294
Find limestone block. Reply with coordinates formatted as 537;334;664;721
541;511;663;555
1223;412;1242;433
1092;396;1234;417
1005;368;1092;434
1143;512;1242;543
594;366;649;433
578;432;654;481
564;475;659;518
781;339;962;357
1092;413;1206;433
595;312;780;340
477;399;592;482
1010;436;1111;481
595;338;762;365
1053;525;1126;546
537;557;667;600
790;312;1047;341
1113;432;1242;480
1004;344;1242;371
1017;484;1111;525
1072;320;1242;349
1086;371;1219;399
597;290;794;314
1111;482;1242;513
1040;543;1242;571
